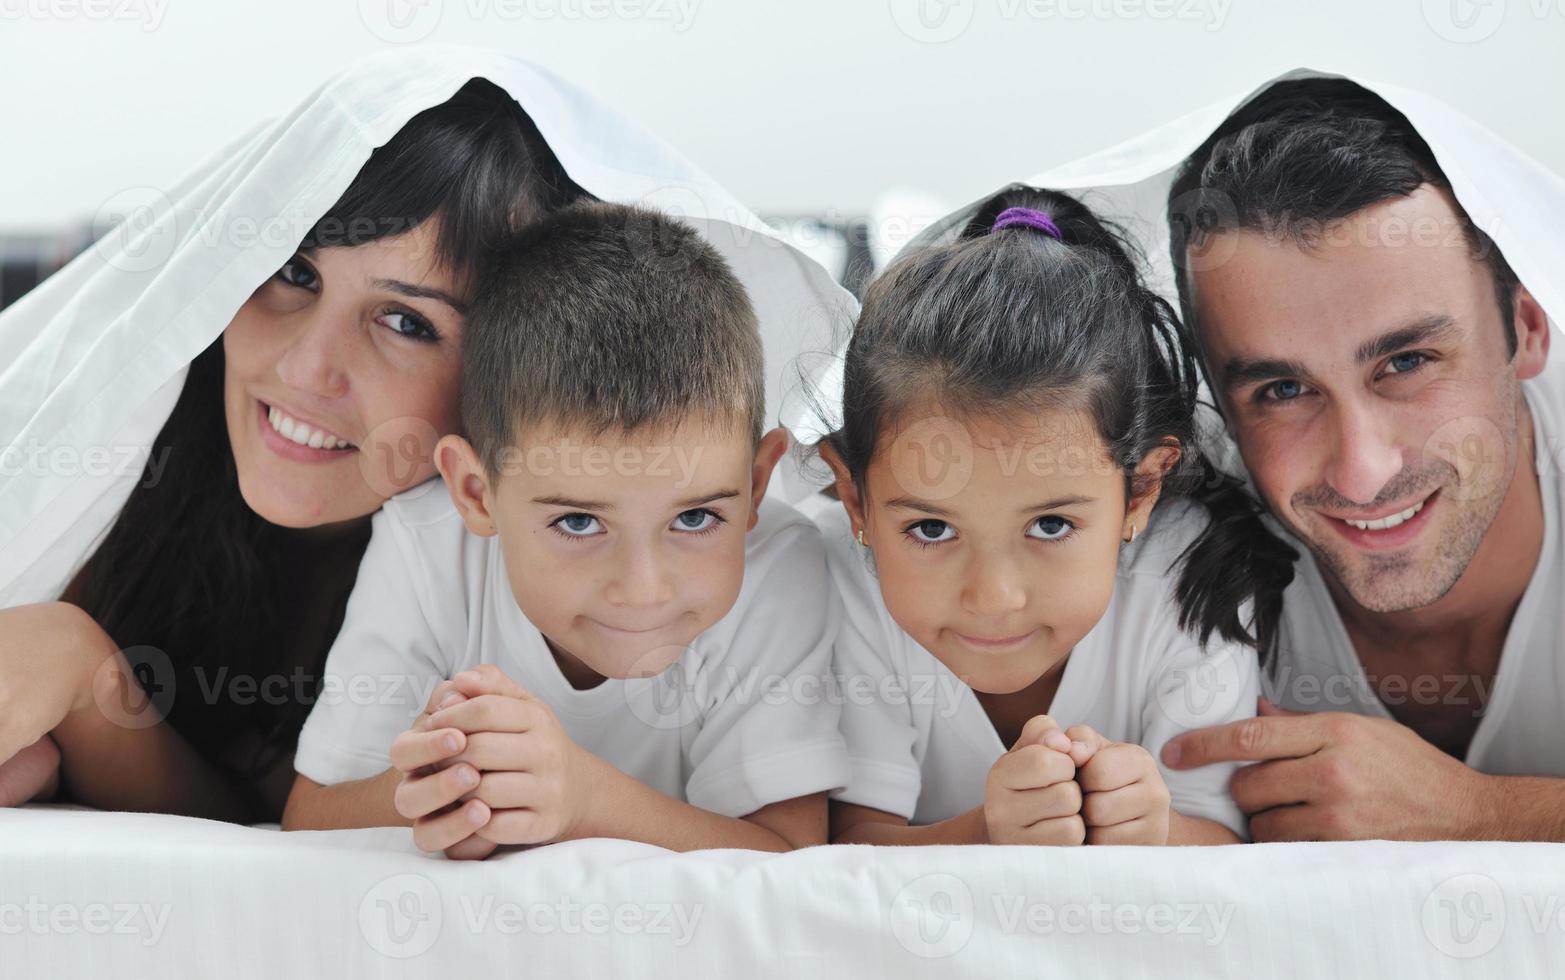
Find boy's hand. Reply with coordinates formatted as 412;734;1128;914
421;666;595;848
390;676;493;859
984;714;1085;846
1065;724;1171;845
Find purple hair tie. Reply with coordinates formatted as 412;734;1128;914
991;206;1062;240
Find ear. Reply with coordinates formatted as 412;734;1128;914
816;437;868;539
1125;442;1182;541
1511;284;1551;382
746;427;791;531
435;434;499;538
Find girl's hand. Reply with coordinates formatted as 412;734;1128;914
0;735;62;807
984;714;1085;845
421;668;593;848
0;603;120;769
1065;724;1172;845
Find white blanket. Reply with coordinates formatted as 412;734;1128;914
3;806;1559;977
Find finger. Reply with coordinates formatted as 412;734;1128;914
1086;816;1159;846
0;736;61;807
449;665;533;701
1012;779;1082;823
1077;743;1151;794
443;834;500;861
423;680;469;716
425;694;541;735
1013;715;1072;753
411;798;491;853
449;731;548;773
1161;716;1328;770
390;727;467;773
1080;782;1157;827
1063;724;1111;768
1257;696;1300;717
1012;814;1085;847
1228;758;1314;815
476;808;554;847
469;771;543;811
995;743;1076;790
395;763;482;820
1247;803;1337;843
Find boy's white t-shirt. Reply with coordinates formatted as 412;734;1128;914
819;498;1258;838
295;490;850;820
1268;352;1565;777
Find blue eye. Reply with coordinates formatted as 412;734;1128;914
1260;379;1306;403
379;309;440;343
906;519;955;545
275;255;318;290
553;514;601;538
1028;516;1074;541
1385;352;1427;375
672;509;721;533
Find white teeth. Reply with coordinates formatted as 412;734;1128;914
1345;500;1425;531
265;404;351;451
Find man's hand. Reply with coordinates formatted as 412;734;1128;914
984;715;1085;845
420;666;597;849
1161;697;1487;841
1064;725;1171;845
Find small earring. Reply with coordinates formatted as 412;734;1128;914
856;528;867;547
1127;524;1137;543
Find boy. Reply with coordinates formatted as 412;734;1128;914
282;202;848;857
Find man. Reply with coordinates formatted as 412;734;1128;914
1160;78;1564;842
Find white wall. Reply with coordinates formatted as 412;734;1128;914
1;0;1561;230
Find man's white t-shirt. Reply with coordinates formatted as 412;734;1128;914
817;499;1258;838
295;489;851;819
1269;351;1565;777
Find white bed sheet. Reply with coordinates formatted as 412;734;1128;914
2;806;1560;977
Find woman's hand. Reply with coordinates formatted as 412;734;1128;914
0;735;62;806
0;603;120;770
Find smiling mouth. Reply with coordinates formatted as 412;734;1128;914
1320;488;1440;548
1340;498;1427;531
953;628;1039;651
258;400;356;454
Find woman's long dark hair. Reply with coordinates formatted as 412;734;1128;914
821;185;1297;660
62;80;586;805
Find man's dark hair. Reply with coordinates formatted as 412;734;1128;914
1168;77;1520;358
462;200;764;476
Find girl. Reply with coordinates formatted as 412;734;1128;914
816;186;1296;846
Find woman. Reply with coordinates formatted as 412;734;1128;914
0;49;851;822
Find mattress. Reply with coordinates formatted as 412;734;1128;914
2;806;1559;977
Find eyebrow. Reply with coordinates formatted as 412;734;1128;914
1221;314;1459;392
531;489;741;511
885;494;1095;516
372;278;468;315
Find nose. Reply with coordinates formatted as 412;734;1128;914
604;540;676;610
959;549;1028;619
274;303;352;399
1321;397;1404;505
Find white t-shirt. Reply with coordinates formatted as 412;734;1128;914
817;498;1258;838
1268;351;1565;777
295;489;850;820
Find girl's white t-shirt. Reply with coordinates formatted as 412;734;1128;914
1267;351;1565;777
294;490;850;820
818;498;1257;838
